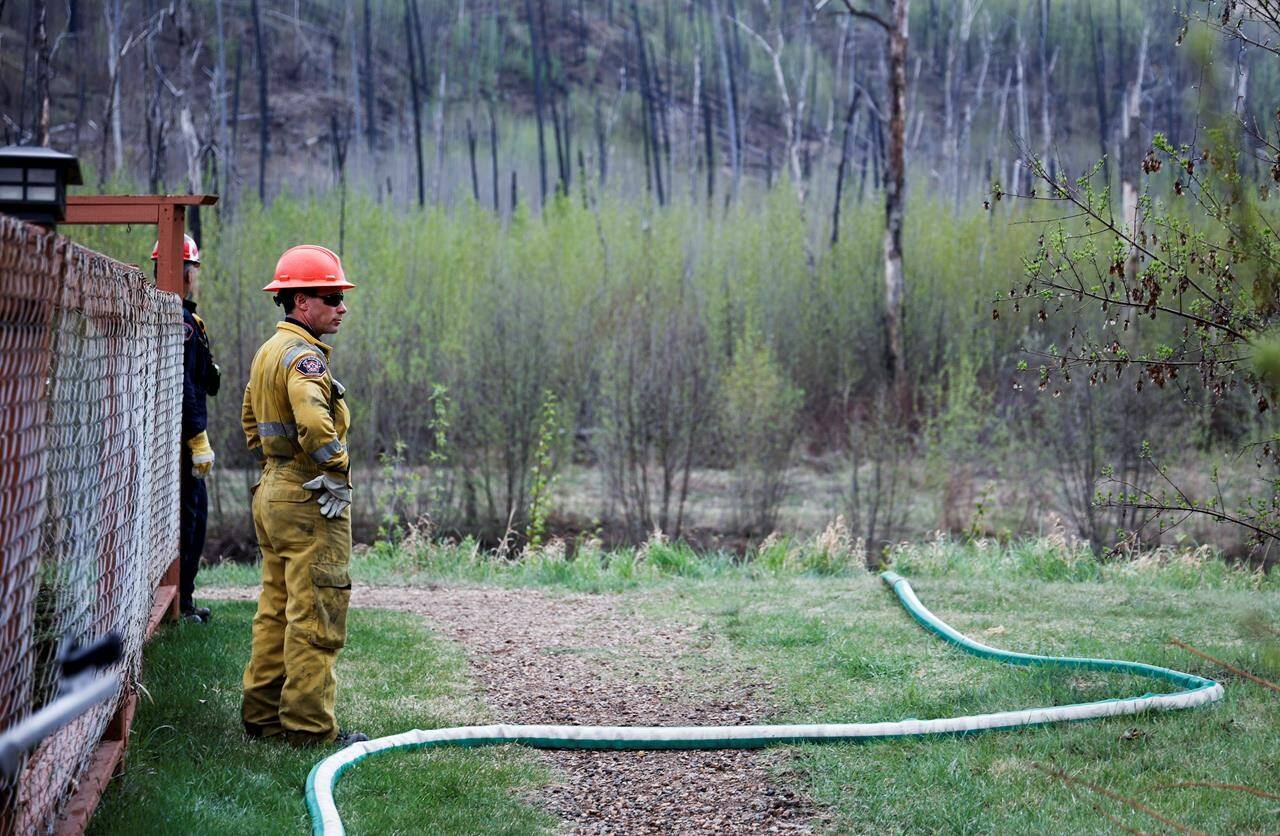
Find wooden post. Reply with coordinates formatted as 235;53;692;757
155;204;183;295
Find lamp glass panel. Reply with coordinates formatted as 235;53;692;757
0;185;22;200
0;168;21;183
26;168;57;184
25;186;57;202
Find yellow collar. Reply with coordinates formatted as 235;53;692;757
276;321;333;357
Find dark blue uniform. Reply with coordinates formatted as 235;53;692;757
181;300;219;612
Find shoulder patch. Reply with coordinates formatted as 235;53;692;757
295;354;327;377
183;321;195;342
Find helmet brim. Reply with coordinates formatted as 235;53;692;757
260;279;356;292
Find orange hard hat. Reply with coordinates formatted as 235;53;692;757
151;234;200;264
261;244;355;292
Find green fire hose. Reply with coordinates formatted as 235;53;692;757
305;571;1223;835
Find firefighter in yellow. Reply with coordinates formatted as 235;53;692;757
240;244;367;747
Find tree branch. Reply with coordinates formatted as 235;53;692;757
837;0;892;31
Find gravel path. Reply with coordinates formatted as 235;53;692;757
208;584;821;833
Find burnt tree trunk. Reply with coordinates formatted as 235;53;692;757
231;44;243;189
1038;0;1055;170
1120;25;1149;280
709;0;741;203
687;0;703;203
831;88;862;247
33;0;51;146
101;0;125;183
363;0;374;150
489;103;500;212
524;0;549;205
631;0;665;205
538;0;569;194
695;2;715;204
883;0;909;387
250;0;269;202
1086;0;1110;184
467;117;480;202
405;0;425;206
331;111;350;251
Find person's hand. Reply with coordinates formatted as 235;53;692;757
301;474;352;519
187;432;215;479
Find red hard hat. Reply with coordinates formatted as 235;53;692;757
262;244;355;292
151;234;200;264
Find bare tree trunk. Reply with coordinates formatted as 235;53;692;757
330;111;350;252
735;6;810;202
432;67;447;203
33;0;51;146
831;88;862;246
821;16;852;173
958;14;991;208
725;0;746;173
250;0;268;202
561;93;574;195
941;3;958;202
701;60;716;204
348;5;362;158
1012;23;1029;195
175;0;205;237
662;0;676;195
467;118;480;202
688;2;703;203
102;0;126;182
214;0;231;204
1120;25;1149;279
992;65;1011;189
231;44;242;191
595;95;608;187
68;0;86;151
144;18;166;194
538;0;568;195
489;102;500;212
405;0;425;206
883;0;909;387
631;0;665;205
524;0;549;205
18;2;33;142
1038;0;1055;169
363;0;374;151
708;0;740;204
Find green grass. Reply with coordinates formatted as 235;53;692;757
646;572;1280;833
143;540;1279;833
88;603;552;836
198;537;746;595
199;534;1275;595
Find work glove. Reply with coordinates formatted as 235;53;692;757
187;431;215;479
301;474;352;519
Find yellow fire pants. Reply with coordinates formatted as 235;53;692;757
241;460;352;745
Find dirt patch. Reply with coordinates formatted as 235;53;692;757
207;584;821;833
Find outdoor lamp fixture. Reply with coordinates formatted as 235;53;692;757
0;145;84;228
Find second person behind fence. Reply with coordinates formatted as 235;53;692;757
152;234;219;624
239;244;366;748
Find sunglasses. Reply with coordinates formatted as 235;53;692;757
304;291;345;307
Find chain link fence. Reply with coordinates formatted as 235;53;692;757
0;214;182;832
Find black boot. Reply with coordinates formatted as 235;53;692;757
335;729;369;748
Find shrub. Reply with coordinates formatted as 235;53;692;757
720;329;803;535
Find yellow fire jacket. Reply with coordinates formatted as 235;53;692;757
242;321;351;478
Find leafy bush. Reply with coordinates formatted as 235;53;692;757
720;329;803;535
